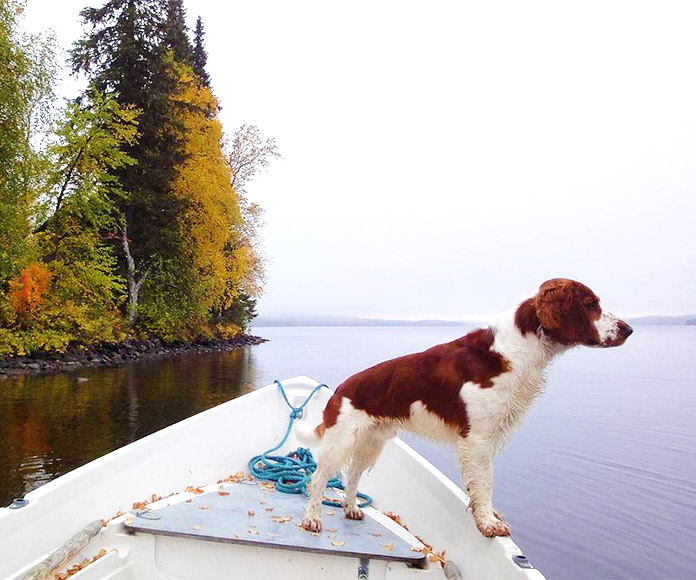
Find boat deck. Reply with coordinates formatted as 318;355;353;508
124;480;426;566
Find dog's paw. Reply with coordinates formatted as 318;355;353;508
301;516;322;533
343;505;364;520
475;513;511;537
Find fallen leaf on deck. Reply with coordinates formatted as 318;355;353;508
217;491;230;496
326;510;335;516
132;500;147;510
327;528;337;532
248;529;259;535
185;499;193;503
410;546;422;552
192;525;201;530
53;547;111;579
185;486;204;495
331;541;345;546
265;507;273;512
383;543;395;552
328;533;337;539
198;505;209;510
271;515;293;523
369;532;382;537
248;510;255;516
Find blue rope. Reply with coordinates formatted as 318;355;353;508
248;380;372;508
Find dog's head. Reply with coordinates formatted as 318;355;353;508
520;278;633;347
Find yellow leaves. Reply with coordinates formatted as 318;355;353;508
168;62;243;313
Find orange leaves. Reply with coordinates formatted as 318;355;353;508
218;471;247;484
53;549;110;579
384;510;447;567
8;263;52;316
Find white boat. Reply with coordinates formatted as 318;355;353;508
0;377;545;580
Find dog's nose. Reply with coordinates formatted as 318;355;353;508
621;322;633;338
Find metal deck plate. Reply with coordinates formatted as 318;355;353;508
124;482;425;565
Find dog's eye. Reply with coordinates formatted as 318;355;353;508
584;300;599;311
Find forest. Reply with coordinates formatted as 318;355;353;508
0;0;278;357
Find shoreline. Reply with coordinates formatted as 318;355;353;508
0;334;267;378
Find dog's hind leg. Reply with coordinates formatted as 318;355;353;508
342;426;393;520
301;426;351;532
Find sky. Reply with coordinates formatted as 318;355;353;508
21;0;696;320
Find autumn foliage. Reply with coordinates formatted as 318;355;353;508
0;0;275;356
8;263;52;315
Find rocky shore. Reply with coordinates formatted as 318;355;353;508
0;334;267;378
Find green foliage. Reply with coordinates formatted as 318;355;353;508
216;291;258;330
0;0;57;282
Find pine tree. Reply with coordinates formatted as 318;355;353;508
163;0;192;65
70;0;188;324
192;16;210;86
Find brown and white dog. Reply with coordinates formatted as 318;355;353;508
296;279;633;537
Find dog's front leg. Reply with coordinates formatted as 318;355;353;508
456;439;510;537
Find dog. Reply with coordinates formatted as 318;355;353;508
296;278;633;537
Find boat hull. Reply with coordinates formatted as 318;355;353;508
0;376;544;579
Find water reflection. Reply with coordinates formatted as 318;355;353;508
0;348;261;506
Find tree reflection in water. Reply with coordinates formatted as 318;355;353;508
0;348;260;506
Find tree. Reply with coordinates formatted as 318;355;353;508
70;0;186;272
0;0;57;282
163;0;192;66
191;16;209;86
225;124;281;299
138;61;243;336
1;89;140;353
35;88;139;234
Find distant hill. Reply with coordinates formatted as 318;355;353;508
253;313;696;327
252;315;472;327
628;314;696;326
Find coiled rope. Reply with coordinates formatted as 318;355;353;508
248;379;372;508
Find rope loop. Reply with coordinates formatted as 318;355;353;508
248;380;373;508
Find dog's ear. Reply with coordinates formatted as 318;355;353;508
515;298;541;335
535;279;575;329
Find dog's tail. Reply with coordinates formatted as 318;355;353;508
294;420;325;446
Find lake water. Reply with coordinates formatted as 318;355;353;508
1;325;695;579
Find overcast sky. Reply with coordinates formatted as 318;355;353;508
22;0;696;320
